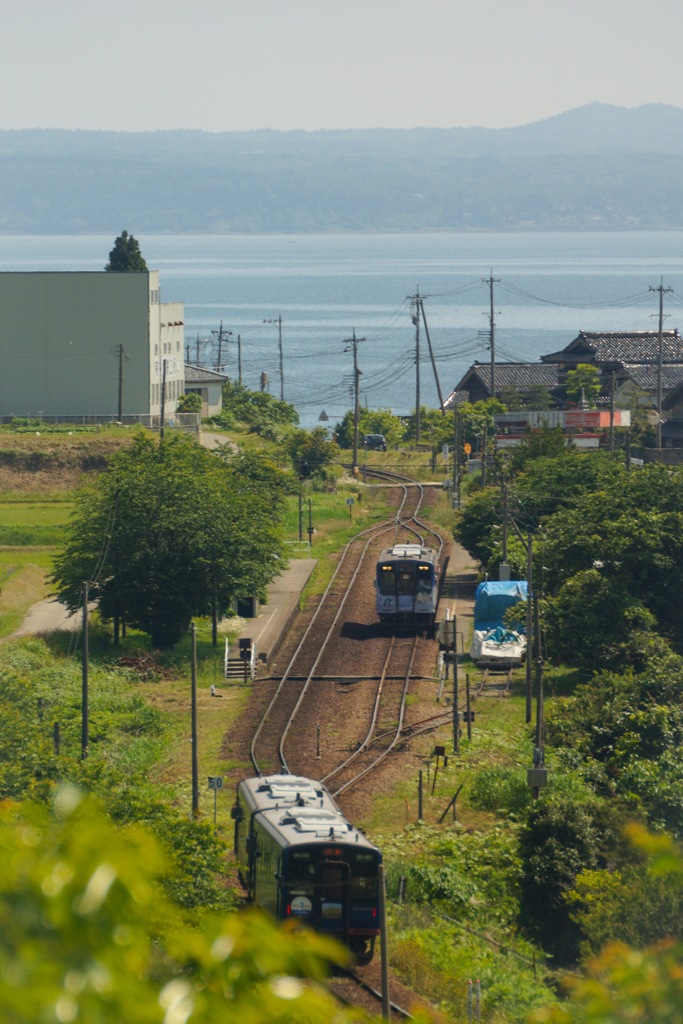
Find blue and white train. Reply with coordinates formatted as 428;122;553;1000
375;542;439;630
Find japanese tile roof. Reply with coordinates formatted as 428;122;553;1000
442;390;470;411
541;330;683;366
455;362;563;391
618;363;683;391
184;363;229;383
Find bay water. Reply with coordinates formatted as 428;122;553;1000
2;232;683;429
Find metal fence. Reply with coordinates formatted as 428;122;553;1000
0;413;200;433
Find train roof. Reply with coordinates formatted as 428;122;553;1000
254;805;380;852
378;543;437;562
236;775;380;854
236;774;340;817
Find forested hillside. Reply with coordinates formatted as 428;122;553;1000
1;103;682;233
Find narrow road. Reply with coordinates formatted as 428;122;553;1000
13;597;83;636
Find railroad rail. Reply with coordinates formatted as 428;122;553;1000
249;474;444;780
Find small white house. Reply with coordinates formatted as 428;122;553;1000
184;364;229;417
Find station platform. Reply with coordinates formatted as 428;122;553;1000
233;558;317;670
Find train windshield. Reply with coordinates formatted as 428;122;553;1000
377;562;416;595
349;851;380;897
287;849;316;884
416;563;433;594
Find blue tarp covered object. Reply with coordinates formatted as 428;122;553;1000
473;580;528;632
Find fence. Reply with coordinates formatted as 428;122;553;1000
0;413;200;433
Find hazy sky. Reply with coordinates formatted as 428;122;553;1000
5;0;683;132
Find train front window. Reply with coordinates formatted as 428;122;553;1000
377;564;395;596
350;854;379;898
287;850;315;885
416;564;433;594
396;565;415;595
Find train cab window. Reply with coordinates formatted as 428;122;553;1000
287;851;316;884
377;565;395;595
396;568;415;595
350;854;379;897
416;563;433;594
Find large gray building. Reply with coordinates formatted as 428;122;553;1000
0;271;184;418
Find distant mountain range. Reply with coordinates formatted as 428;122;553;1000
1;103;682;233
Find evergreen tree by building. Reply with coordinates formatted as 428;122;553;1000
105;230;148;272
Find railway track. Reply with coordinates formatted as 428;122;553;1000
327;968;413;1020
322;633;419;797
249;474;445;781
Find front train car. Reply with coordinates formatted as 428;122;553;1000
375;543;439;630
233;775;382;964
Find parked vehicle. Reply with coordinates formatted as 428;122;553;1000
469;580;528;667
362;433;387;451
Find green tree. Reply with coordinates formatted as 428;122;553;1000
215;380;299;438
176;391;202;413
104;230;148;272
532;828;683;1024
452;486;502;567
334;408;405;449
519;796;620;963
51;435;288;647
565;363;601;408
507;425;570;473
525;384;555;410
287;427;339;481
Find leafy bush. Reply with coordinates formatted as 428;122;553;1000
518;795;622;963
469;766;533;815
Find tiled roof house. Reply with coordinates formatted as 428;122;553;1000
447;362;563;406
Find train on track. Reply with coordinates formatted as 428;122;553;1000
232;774;382;964
375;542;439;631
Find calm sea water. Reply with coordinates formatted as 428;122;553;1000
2;232;683;428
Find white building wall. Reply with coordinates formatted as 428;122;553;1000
0;271;184;417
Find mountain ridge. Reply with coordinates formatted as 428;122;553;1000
1;103;682;233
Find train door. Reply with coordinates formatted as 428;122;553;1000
316;860;350;939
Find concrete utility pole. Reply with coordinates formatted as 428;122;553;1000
344;330;365;473
117;344;125;421
211;320;233;374
418;296;445;413
650;279;672;449
81;581;89;760
160;359;167;441
263;314;284;401
410;290;421;443
483;271;500;400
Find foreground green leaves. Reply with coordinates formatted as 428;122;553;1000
0;789;363;1024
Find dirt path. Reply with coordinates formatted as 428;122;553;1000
13;597;83;636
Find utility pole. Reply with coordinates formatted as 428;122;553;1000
650;279;672;449
211;320;233;375
237;333;242;384
160;359;167;441
410;290;421;443
191;623;199;818
117;344;125;422
609;370;616;452
419;296;445;413
483;271;500;400
81;581;89;760
344;330;365;473
264;314;284;401
526;533;533;724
